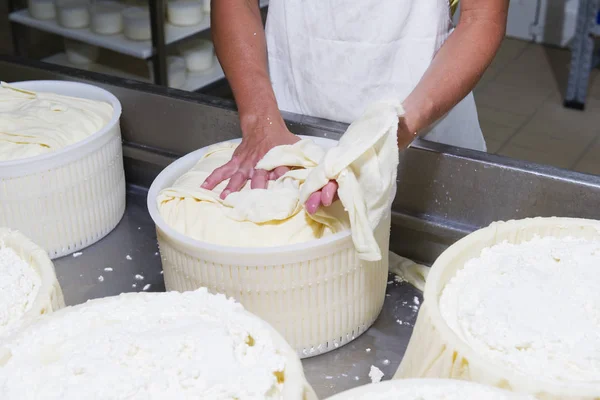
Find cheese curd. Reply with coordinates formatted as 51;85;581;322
0;289;305;399
0;83;112;161
0;246;40;338
440;235;600;383
158;100;403;261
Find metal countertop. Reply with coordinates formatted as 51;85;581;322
52;186;422;399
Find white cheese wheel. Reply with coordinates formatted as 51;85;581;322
395;217;600;400
179;38;214;72
64;39;99;65
55;0;90;29
0;228;64;339
122;6;151;40
27;0;55;20
0;288;316;400
90;1;124;35
167;0;204;26
327;379;536;400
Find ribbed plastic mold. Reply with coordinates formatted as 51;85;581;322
0;81;125;259
148;137;391;358
395;217;600;400
0;228;65;325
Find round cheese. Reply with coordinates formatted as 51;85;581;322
0;288;314;399
56;0;90;29
64;39;99;65
28;0;56;20
90;1;124;35
179;39;214;72
122;7;151;41
0;83;113;161
167;0;204;26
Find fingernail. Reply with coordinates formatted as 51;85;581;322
201;182;209;188
220;190;230;199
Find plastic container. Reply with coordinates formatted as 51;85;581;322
90;1;124;35
0;228;65;331
395;217;600;399
148;137;391;358
64;38;99;65
56;0;90;29
0;81;125;259
326;379;535;399
122;6;151;41
167;0;203;26
28;0;56;20
179;39;214;72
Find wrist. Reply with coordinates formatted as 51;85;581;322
398;95;434;147
239;110;287;138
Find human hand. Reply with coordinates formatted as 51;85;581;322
305;180;339;215
201;117;299;199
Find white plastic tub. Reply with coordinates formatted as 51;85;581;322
56;0;91;29
0;228;65;332
395;217;600;399
0;81;125;259
148;137;391;358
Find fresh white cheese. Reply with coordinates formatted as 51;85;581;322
0;288;289;399
440;235;600;383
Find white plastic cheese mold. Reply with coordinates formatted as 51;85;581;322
394;217;600;400
0;228;65;327
0;81;125;259
326;379;536;399
148;137;391;358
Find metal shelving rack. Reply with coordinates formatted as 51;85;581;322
564;0;600;110
8;0;269;90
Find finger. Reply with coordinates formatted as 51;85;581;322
321;180;338;207
305;191;322;215
251;169;269;189
221;171;249;199
202;161;238;190
269;166;290;180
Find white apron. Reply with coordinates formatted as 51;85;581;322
265;0;486;152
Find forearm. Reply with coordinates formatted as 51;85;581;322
211;0;281;133
399;1;508;147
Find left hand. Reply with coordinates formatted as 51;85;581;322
304;118;411;215
305;180;339;215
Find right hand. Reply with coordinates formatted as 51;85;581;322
201;117;299;199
